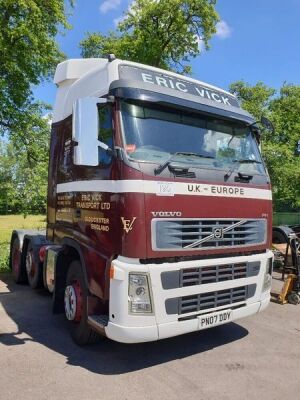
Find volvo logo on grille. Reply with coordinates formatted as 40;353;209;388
213;228;224;239
184;219;248;249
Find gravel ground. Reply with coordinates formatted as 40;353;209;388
0;272;299;400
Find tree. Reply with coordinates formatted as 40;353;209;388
0;141;16;214
0;0;72;136
0;105;50;215
0;1;72;214
229;81;275;120
230;81;300;210
80;0;219;74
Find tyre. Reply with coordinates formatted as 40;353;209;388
10;237;27;284
64;260;100;346
287;292;300;305
25;243;43;289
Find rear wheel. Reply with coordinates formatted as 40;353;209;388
64;260;100;345
11;237;26;283
25;243;43;289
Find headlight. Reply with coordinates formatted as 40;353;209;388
128;273;153;314
263;258;273;291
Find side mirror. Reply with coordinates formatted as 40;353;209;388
260;116;275;133
72;97;111;166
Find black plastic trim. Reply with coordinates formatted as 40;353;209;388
165;283;257;315
161;261;260;290
109;82;255;124
140;250;267;265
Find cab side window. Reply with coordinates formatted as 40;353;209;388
98;105;113;165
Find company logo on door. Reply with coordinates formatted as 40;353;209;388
121;217;136;233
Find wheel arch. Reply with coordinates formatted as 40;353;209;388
272;225;296;244
61;238;89;288
52;237;89;314
21;233;48;269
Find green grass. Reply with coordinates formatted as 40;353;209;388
0;215;46;272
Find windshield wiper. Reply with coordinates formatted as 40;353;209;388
224;158;262;181
154;152;215;176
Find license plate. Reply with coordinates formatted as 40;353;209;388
198;309;232;330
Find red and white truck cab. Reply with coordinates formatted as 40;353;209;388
10;55;273;345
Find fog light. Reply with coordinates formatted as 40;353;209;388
128;273;153;314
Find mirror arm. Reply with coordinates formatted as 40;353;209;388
248;121;261;133
98;140;115;157
107;95;115;103
248;117;275;135
107;147;115;157
98;141;109;151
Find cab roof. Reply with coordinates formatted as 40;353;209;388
52;57;251;124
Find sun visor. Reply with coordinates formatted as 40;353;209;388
110;64;254;123
118;64;239;107
109;81;255;124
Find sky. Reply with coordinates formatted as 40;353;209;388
33;0;300;106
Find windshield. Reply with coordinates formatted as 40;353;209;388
120;100;265;175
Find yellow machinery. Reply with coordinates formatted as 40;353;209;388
272;227;300;305
277;274;298;304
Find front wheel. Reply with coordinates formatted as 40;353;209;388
64;260;100;345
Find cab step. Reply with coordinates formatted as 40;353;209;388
88;315;109;333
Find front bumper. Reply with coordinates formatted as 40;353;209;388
106;297;270;343
105;251;273;343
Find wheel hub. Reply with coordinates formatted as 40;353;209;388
64;280;83;322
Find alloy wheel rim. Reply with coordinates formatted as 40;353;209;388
64;280;83;322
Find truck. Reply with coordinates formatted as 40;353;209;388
9;55;274;345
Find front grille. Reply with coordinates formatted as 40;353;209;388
161;261;260;290
180;287;246;314
165;284;256;315
181;263;247;286
152;218;266;251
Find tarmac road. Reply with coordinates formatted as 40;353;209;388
0;272;299;400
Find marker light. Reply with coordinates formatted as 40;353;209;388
128;273;153;314
109;265;115;280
